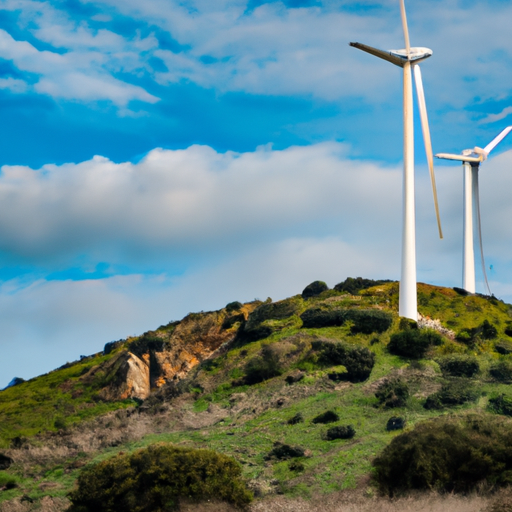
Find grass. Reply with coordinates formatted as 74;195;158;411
2;282;512;509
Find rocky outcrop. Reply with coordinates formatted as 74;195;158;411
83;303;257;401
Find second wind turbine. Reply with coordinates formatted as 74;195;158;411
350;0;443;321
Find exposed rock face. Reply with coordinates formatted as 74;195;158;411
83;304;256;401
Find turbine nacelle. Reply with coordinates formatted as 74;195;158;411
349;42;432;68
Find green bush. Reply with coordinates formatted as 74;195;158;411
325;425;355;440
495;340;512;355
244;345;283;385
311;340;375;382
265;442;305;460
387;329;443;359
241;299;300;341
490;361;512;383
67;443;253;512
334;277;391;295
505;322;512;338
372;415;512;496
424;379;479;409
457;319;499;345
312;410;339;424
488;394;512;417
287;412;304;425
375;378;409;409
301;307;392;334
225;301;243;312
437;355;480;378
301;281;329;299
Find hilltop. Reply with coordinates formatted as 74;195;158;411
1;278;512;511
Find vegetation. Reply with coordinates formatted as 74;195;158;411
301;281;329;299
387;329;443;359
3;279;512;509
325;425;355;441
67;444;252;511
373;415;512;496
311;410;339;424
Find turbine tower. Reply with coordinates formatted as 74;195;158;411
350;0;443;321
436;126;512;294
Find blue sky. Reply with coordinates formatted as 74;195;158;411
1;0;512;387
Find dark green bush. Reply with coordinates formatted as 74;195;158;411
325;425;355;440
301;281;329;299
287;412;304;425
489;394;512;417
301;307;392;334
311;340;376;382
490;361;512;383
505;322;512;338
437;355;480;377
225;301;243;312
386;417;405;431
457;320;499;345
288;460;305;472
387;329;443;359
67;443;252;512
423;379;479;409
300;308;347;328
346;309;393;335
334;277;391;295
372;415;512;496
375;378;409;409
312;410;339;424
265;442;305;460
495;340;512;355
244;345;283;385
241;299;299;341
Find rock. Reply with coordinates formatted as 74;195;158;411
302;281;329;299
0;453;13;470
386;416;405;431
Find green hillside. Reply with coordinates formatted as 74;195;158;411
1;279;512;510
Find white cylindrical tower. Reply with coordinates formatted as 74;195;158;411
462;161;476;293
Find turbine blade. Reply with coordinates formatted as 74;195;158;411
483;126;512;154
400;0;411;59
473;168;492;295
435;153;483;163
349;42;405;67
413;64;443;239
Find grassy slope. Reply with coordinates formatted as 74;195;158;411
1;282;512;507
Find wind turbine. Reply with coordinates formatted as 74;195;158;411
436;126;512;294
350;0;443;321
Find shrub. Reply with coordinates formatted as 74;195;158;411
437;355;480;377
375;378;409;409
490;361;512;383
265;442;305;460
242;299;300;341
488;394;512;417
225;301;243;312
67;443;253;512
387;329;443;359
495;340;512;355
325;425;355;440
334;277;391;295
457;320;499;345
311;340;376;382
312;410;339;424
288;460;305;472
372;415;512;496
505;322;512;338
423;379;479;409
301;307;392;334
453;287;469;296
287;412;304;425
386;417;405;431
346;309;393;335
301;281;329;299
244;345;283;385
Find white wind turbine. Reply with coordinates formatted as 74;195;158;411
435;126;512;294
350;0;443;321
